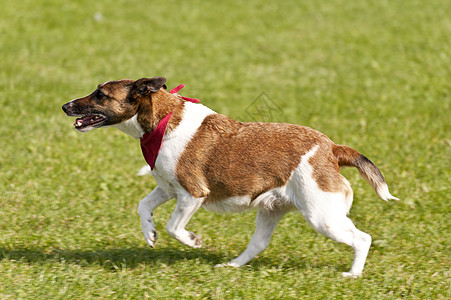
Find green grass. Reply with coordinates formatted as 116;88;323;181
1;0;450;298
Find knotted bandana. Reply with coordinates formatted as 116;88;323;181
140;85;200;170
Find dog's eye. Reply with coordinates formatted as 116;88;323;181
95;90;105;99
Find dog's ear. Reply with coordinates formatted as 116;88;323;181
133;77;167;96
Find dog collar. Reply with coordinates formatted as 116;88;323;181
140;84;200;170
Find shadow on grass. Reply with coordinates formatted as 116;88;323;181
0;247;222;270
1;246;348;272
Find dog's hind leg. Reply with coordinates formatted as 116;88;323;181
165;189;204;248
216;208;287;267
329;217;372;278
138;186;173;247
292;145;372;277
306;210;371;277
295;190;371;277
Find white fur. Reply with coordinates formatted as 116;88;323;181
137;165;151;176
202;187;293;214
137;186;173;248
216;208;287;268
376;183;399;201
165;189;204;248
111;114;144;139
290;145;352;218
202;196;252;213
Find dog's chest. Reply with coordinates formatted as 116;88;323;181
152;103;215;186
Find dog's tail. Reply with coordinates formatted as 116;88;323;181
332;144;399;201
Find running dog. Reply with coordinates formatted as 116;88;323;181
62;77;398;277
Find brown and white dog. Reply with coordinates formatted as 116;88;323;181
62;77;398;277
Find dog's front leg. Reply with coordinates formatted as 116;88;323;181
138;186;173;247
165;190;203;248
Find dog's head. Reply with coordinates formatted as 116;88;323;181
62;77;172;133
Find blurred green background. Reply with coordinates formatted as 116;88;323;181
0;0;449;298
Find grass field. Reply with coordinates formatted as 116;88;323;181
1;0;450;298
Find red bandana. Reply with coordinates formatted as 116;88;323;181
140;84;199;170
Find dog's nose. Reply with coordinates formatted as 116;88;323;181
62;102;70;114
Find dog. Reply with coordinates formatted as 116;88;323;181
62;77;398;277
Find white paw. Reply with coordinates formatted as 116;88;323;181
185;232;202;248
214;262;240;268
143;229;157;247
141;216;157;247
342;272;362;278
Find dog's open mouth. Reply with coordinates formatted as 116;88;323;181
74;114;106;130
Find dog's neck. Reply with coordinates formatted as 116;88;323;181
111;114;145;139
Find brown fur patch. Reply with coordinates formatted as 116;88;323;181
99;80;134;101
309;144;349;193
136;88;185;133
175;114;334;202
332;144;361;167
